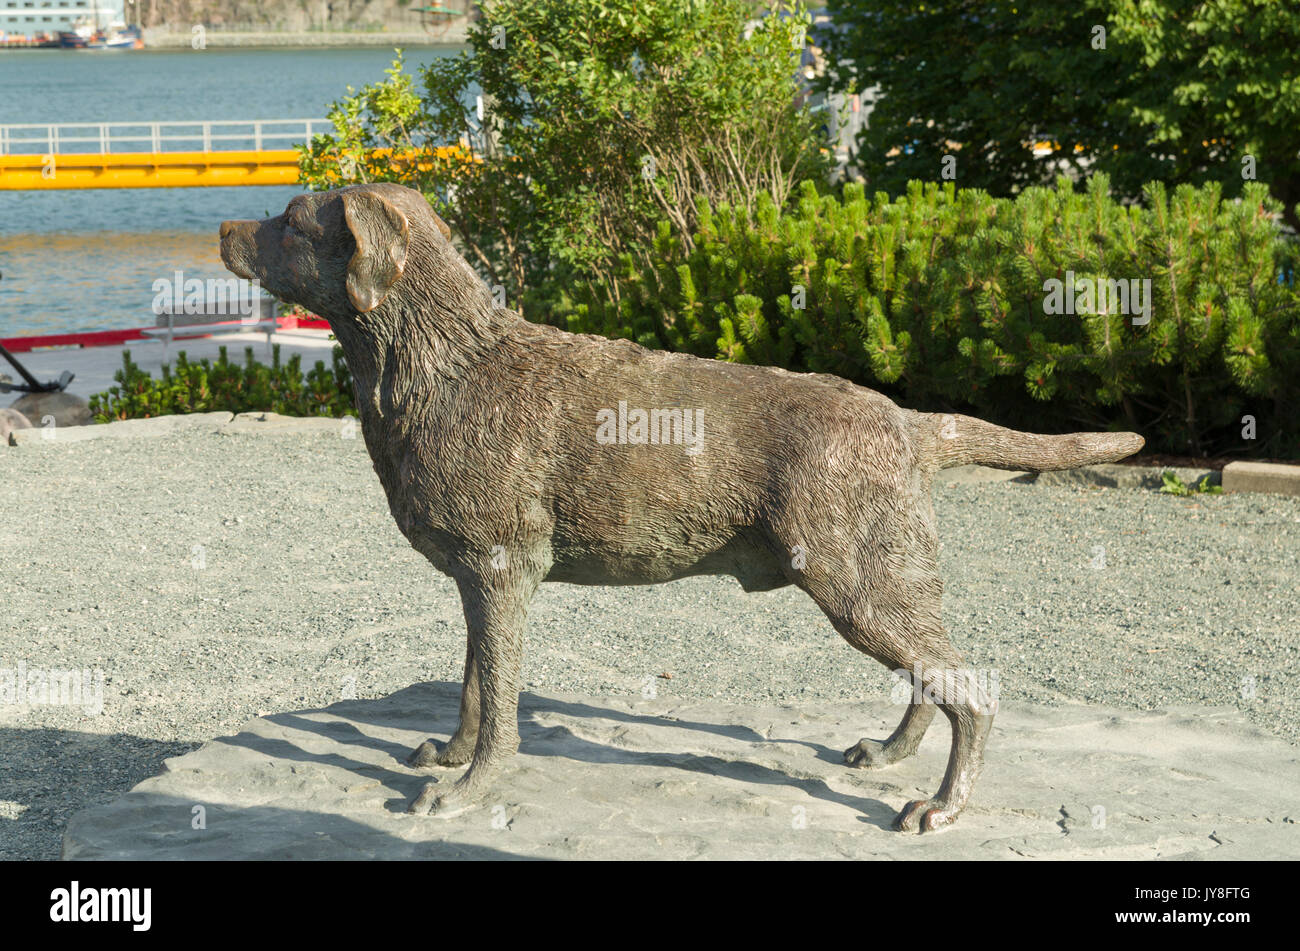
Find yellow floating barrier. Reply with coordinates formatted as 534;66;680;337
0;146;472;190
0;149;302;189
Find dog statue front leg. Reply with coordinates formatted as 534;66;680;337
408;637;480;768
409;560;540;817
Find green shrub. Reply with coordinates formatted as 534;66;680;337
297;0;830;313
546;175;1300;457
89;345;355;422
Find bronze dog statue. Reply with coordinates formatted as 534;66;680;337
221;183;1142;831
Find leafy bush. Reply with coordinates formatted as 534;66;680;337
298;0;830;313
89;345;355;422
548;175;1300;457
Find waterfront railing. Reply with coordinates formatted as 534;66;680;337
0;119;332;156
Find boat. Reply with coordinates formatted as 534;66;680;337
58;16;142;50
1;2;140;49
0;32;60;49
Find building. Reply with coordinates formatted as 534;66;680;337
0;1;126;39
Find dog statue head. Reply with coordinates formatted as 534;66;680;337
220;183;452;322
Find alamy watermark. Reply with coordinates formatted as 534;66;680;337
596;400;704;455
50;881;150;931
151;270;262;318
1043;271;1151;326
889;663;999;713
1;662;104;715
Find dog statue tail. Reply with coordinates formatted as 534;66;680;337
913;412;1144;472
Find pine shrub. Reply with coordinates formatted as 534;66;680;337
545;175;1300;457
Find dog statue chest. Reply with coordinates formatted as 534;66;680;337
355;409;519;565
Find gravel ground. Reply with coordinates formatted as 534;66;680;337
2;430;1297;860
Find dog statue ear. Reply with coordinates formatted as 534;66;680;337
342;190;410;314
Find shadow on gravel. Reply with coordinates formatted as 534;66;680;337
5;685;908;859
218;683;902;832
0;727;196;861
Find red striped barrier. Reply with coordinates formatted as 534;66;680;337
0;314;331;353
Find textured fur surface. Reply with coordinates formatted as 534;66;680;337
221;183;1143;832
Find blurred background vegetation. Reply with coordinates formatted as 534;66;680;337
820;0;1300;232
121;0;1300;458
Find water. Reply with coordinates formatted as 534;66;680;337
0;47;460;337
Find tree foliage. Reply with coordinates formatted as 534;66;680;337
819;0;1300;229
298;0;831;312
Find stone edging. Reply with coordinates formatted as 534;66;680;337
933;460;1300;497
1021;461;1300;496
1027;463;1220;491
10;413;1300;497
8;411;349;446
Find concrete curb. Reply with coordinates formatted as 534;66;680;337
8;411;354;446
9;416;1299;498
10;411;234;446
1222;461;1300;497
1023;463;1220;491
1016;461;1300;496
941;463;1221;491
937;465;1030;485
217;412;351;436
